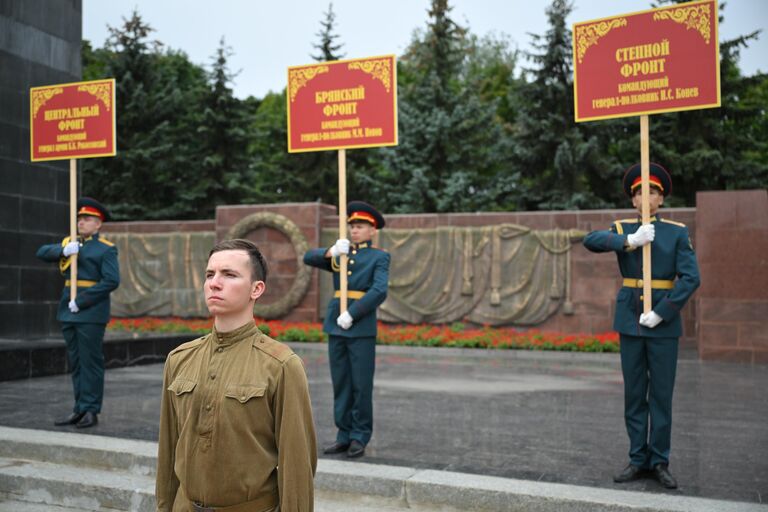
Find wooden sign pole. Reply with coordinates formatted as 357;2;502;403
69;158;78;301
640;115;652;314
338;149;348;313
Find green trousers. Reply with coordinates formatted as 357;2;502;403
62;322;106;414
328;335;376;446
619;334;678;468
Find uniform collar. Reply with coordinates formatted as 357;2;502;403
353;241;370;250
80;233;99;243
635;215;659;223
212;321;259;346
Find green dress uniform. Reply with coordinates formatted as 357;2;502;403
303;203;390;448
583;164;700;470
36;203;120;416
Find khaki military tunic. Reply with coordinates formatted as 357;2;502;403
156;322;317;511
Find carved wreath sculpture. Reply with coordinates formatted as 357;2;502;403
226;212;312;319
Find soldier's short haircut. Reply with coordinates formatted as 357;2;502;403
208;239;268;283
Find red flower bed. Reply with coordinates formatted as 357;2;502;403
377;322;619;352
109;317;620;353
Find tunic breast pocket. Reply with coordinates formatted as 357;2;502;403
224;385;266;404
223;385;269;423
168;377;197;396
167;377;197;419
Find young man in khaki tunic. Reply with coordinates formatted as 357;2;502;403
156;239;317;512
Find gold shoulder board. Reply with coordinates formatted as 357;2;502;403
660;219;686;228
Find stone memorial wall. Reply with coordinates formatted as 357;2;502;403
0;1;83;338
101;191;768;363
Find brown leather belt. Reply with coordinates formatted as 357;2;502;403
191;491;278;512
622;278;674;290
334;290;365;299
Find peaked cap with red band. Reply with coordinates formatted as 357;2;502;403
622;162;672;197
347;200;385;229
77;197;111;222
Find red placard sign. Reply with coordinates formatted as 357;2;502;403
573;0;719;122
30;78;116;161
287;55;397;153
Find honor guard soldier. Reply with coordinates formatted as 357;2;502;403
583;163;700;489
303;201;390;458
36;197;120;429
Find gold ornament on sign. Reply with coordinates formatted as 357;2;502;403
31;87;64;118
575;18;628;64
653;4;711;44
289;66;329;103
348;59;392;92
78;82;112;110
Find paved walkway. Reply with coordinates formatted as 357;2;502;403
0;343;765;505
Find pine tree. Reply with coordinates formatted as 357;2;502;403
81;10;208;219
374;0;512;213
190;38;255;217
512;0;611;210
312;3;345;62
247;2;346;206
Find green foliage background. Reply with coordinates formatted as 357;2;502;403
82;1;767;220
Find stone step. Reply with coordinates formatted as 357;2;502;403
0;426;155;476
0;498;84;511
315;490;416;511
0;456;153;511
1;426;765;512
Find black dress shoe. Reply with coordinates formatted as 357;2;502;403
347;440;365;458
54;411;85;426
75;411;98;429
323;441;350;454
613;464;644;483
653;463;678;489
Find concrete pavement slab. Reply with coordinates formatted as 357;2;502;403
0;343;765;505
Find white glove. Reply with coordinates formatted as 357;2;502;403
330;239;351;258
68;300;80;313
627;224;655;248
62;241;80;257
639;310;662;328
337;311;353;330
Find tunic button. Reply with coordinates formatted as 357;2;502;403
241;395;246;401
205;404;211;411
217;347;223;353
347;271;352;275
350;260;355;265
352;250;357;255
